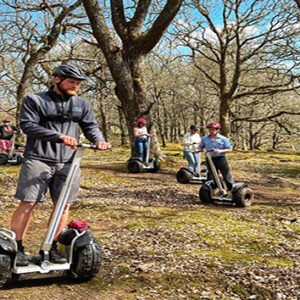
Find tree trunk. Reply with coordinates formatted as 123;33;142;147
117;106;127;145
98;96;108;140
219;95;231;136
82;0;183;157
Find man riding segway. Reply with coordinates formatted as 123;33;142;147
198;121;253;207
10;64;111;267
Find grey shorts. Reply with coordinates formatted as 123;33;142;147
15;158;81;203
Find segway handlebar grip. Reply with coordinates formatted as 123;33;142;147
77;143;112;150
77;143;97;149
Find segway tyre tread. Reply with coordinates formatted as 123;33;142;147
0;254;11;288
71;241;102;282
127;160;143;173
152;160;160;173
233;187;254;207
199;185;213;203
176;168;193;184
0;154;8;166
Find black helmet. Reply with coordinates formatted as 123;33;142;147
52;64;87;80
190;124;199;131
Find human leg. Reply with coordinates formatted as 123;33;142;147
135;139;144;159
48;203;71;241
143;139;149;162
46;203;70;263
192;152;200;175
13;159;53;265
11;201;37;241
11;201;37;266
215;157;234;190
48;162;81;263
184;150;196;172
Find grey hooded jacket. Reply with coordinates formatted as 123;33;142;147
20;89;105;163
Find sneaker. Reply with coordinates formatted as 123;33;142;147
50;248;67;264
16;251;29;266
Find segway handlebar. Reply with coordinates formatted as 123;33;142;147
77;143;112;150
41;141;111;254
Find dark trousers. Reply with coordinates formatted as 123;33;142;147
206;156;234;191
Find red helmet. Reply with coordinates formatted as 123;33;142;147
207;121;221;129
137;118;146;125
3;117;11;123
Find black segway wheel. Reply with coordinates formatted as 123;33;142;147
71;242;102;282
10;154;24;166
152;159;160;173
127;160;143;173
199;184;213;203
176;168;193;184
0;154;8;166
232;187;254;207
0;254;11;288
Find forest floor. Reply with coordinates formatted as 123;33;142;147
0;144;299;300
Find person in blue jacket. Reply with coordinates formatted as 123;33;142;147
10;65;111;266
199;121;234;191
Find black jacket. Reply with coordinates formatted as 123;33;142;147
20;89;104;163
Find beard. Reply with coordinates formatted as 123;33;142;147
63;88;78;96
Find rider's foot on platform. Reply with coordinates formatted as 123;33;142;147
16;250;29;266
50;248;67;264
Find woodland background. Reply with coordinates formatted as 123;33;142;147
0;2;300;299
0;0;299;153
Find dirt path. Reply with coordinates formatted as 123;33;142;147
0;150;299;299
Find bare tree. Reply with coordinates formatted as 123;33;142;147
294;0;300;9
81;0;183;156
176;0;300;136
0;0;83;121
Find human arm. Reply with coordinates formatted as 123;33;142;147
213;148;232;154
133;127;151;138
183;133;191;146
197;138;205;152
19;94;62;142
78;100;111;150
213;137;233;154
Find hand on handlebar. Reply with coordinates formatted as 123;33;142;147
59;134;78;150
205;149;221;154
95;141;112;150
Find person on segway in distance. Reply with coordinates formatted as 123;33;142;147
199;122;234;193
133;118;152;163
0;117;21;154
10;64;111;267
183;125;201;177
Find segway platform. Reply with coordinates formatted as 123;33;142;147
127;157;160;173
176;164;207;184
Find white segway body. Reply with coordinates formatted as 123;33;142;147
127;137;160;173
176;150;207;184
0;144;103;288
